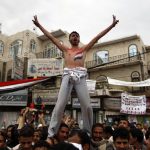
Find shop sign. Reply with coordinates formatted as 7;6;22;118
28;58;63;77
0;89;28;106
72;98;100;108
104;98;121;110
33;89;71;105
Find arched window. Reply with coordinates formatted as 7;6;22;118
96;75;108;89
9;40;23;57
0;41;4;55
131;71;140;82
129;44;138;57
30;39;36;53
44;42;62;58
94;50;109;64
131;71;141;92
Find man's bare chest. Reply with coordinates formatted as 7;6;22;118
65;50;85;61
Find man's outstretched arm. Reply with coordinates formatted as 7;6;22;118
32;15;68;52
83;15;119;52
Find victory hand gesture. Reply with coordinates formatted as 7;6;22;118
32;15;40;27
112;15;119;27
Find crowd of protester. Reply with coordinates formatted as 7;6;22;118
0;107;150;150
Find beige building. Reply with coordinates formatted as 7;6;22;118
85;35;150;124
0;29;150;127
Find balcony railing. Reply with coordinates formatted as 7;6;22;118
36;49;63;58
35;50;141;68
85;52;141;68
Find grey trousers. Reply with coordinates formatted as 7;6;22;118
48;74;93;137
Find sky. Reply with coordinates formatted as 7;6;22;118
0;0;150;45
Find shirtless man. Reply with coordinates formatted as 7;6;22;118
32;15;119;138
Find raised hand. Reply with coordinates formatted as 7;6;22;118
32;15;40;27
112;15;119;27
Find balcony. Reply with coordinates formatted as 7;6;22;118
36;48;63;59
85;52;142;69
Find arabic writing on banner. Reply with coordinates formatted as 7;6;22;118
120;93;146;114
28;58;63;77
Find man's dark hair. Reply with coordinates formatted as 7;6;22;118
92;123;103;133
119;118;129;126
53;141;79;150
59;123;69;130
33;140;52;150
80;129;91;146
130;128;144;143
19;125;34;137
113;127;129;141
104;126;113;135
0;131;7;142
69;31;80;39
69;129;90;146
7;125;14;131
7;125;19;147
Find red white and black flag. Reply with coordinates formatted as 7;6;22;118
0;77;50;93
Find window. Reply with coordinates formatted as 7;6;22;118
30;39;36;53
0;41;4;55
44;43;62;58
131;71;140;82
129;44;138;57
131;71;141;92
94;50;109;64
9;40;23;57
96;75;108;89
7;69;12;81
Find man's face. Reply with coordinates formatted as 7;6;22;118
7;127;13;138
0;135;6;148
69;33;80;46
57;127;69;141
92;126;103;141
33;131;41;144
136;124;142;130
118;120;128;128
129;133;136;145
114;137;129;150
145;137;150;149
19;136;33;150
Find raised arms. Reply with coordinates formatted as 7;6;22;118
83;15;119;51
33;15;119;52
32;15;68;52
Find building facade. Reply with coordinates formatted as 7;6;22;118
85;35;150;125
0;30;150;127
